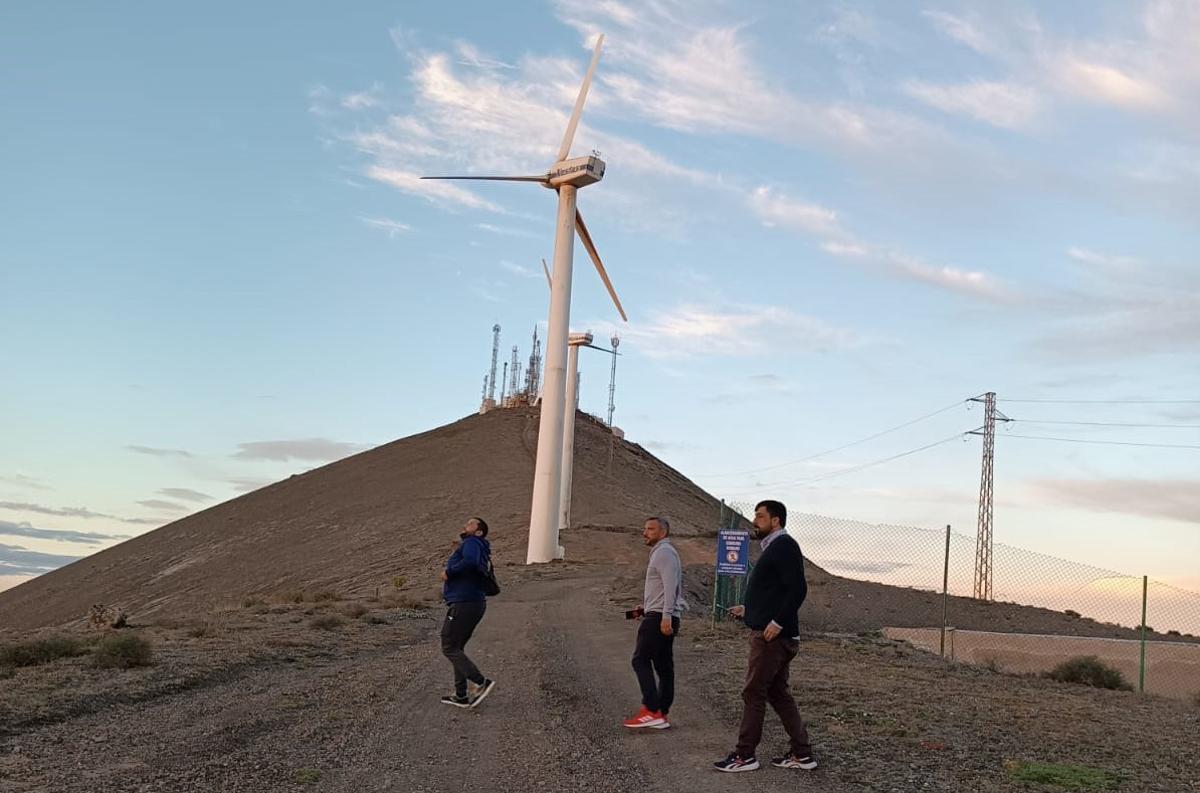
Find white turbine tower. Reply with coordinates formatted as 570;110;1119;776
559;331;592;536
422;34;627;564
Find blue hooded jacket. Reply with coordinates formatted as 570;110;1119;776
443;534;492;603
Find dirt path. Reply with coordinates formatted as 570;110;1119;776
327;569;853;793
2;569;856;792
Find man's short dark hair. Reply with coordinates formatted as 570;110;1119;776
755;500;787;528
472;517;489;537
645;516;670;534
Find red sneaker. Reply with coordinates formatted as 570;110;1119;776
622;706;665;728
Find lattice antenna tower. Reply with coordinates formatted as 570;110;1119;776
508;345;521;401
486;324;501;403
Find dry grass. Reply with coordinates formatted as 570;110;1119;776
308;615;344;631
0;636;86;668
91;634;153;669
340;602;368;619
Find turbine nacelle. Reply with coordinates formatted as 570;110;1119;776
547;156;606;189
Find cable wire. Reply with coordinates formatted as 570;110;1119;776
724;432;968;493
999;399;1200;404
1001;433;1200;450
1013;419;1200;429
698;399;969;478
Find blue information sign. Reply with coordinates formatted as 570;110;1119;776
716;529;750;576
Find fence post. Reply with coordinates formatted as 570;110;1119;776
940;524;951;658
1139;575;1148;693
712;499;724;625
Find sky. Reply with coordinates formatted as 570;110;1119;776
2;1;1198;601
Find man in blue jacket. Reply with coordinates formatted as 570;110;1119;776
438;517;496;709
713;500;817;773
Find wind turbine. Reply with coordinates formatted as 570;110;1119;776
422;34;627;564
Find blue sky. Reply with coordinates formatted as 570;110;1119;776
2;1;1197;595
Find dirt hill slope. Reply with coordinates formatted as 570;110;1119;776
0;409;723;632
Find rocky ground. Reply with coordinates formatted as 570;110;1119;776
1;562;1197;793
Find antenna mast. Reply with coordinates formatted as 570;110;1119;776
606;335;620;426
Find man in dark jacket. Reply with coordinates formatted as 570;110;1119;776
438;517;496;709
713;500;817;773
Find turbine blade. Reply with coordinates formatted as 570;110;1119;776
420;175;549;183
541;258;553;290
575;208;627;322
556;34;604;162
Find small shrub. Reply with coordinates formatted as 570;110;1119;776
1191;691;1200;709
186;622;218;639
363;614;388;625
340;602;368;619
91;634;153;669
242;596;267;608
311;590;339;603
392;575;407;590
0;636;86;668
294;768;321;784
1044;655;1132;691
278;590;306;604
309;615;344;631
1004;760;1122;789
1064;609;1081;618
1167;629;1181;637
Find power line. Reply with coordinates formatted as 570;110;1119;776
1012;419;1200;429
698;399;969;478
724;432;968;492
1002;433;1200;450
999;399;1200;404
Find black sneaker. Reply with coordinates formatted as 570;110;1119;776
440;694;471;708
467;678;496;708
771;753;817;770
713;753;759;772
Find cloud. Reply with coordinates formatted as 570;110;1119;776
137;499;187;512
342;82;384;110
1028;478;1200;525
499;260;542;279
902;79;1040;130
127;445;193;458
158;488;212;503
748;187;844;238
921;10;1003;57
0;543;81;576
229;478;272;493
643;440;701;453
596;304;859;360
359;216;411;237
0;520;128;546
1052;57;1170;113
365;167;503;212
820;559;914;575
1066;247;1141;271
1035;249;1200;360
745;184;1014;303
231;439;367;463
0;502;159;526
478;222;540;239
0;474;51;491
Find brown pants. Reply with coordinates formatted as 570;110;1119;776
736;631;811;758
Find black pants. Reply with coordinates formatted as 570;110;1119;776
441;600;487;696
631;611;679;715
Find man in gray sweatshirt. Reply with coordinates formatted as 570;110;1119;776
623;516;683;730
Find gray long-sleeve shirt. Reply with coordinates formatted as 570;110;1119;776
643;538;683;618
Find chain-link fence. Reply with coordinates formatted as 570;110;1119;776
708;503;1200;702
